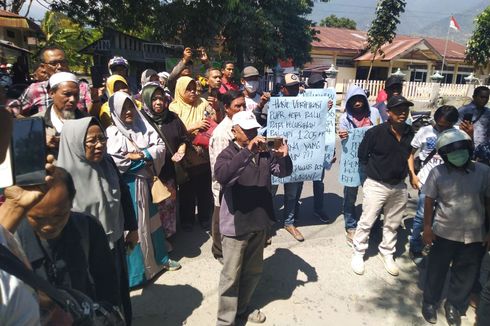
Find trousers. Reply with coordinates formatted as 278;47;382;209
211;206;223;259
353;178;407;256
217;231;266;326
423;236;484;313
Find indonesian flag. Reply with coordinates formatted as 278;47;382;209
449;16;461;31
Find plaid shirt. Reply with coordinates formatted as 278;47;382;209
19;81;51;116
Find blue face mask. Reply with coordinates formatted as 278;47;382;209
447;149;470;167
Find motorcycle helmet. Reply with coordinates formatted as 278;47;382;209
108;56;129;75
436;128;473;167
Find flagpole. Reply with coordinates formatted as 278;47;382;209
441;15;452;77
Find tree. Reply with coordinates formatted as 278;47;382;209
51;0;162;36
0;0;27;13
51;0;329;70
366;0;406;80
319;15;356;29
39;11;101;74
465;6;490;74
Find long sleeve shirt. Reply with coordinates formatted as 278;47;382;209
215;142;293;236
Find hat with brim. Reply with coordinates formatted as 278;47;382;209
283;73;300;87
385;76;403;89
387;95;414;109
307;73;324;86
242;66;260;78
232;111;261;130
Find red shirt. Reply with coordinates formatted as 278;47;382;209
219;78;239;94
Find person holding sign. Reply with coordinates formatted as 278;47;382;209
304;75;335;223
338;85;381;246
279;73;305;241
215;111;292;325
351;95;414;276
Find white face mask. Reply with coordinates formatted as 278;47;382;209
244;80;259;93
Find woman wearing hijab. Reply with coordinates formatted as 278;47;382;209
140;69;159;88
99;75;142;129
106;92;181;288
169;76;215;231
58;117;137;324
140;83;188;244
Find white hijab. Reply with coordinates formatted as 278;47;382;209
106;92;165;176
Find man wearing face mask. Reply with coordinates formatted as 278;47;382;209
241;66;271;113
421;128;490;326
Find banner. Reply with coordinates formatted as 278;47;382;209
268;95;332;184
338;127;371;187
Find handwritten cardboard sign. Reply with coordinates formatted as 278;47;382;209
268;96;330;184
338;127;371;187
301;88;337;170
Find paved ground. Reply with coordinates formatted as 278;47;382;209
130;144;478;326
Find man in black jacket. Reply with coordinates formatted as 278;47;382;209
215;111;292;325
351;95;414;277
15;168;120;320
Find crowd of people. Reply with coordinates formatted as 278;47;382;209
0;44;489;326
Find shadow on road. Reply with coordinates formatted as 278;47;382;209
272;192;344;228
251;248;318;309
131;283;203;326
168;227;210;260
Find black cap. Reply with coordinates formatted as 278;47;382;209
387;95;414;109
307;73;324;86
385;76;403;89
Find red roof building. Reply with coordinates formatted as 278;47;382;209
306;27;477;85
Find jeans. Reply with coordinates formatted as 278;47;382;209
312;170;325;213
283;182;303;226
343;186;359;230
409;192;425;253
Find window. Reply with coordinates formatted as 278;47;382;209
410;71;427;82
6;30;15;39
336;57;355;68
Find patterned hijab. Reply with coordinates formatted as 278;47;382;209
141;83;172;125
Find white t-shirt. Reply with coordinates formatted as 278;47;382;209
245;93;261;112
411;125;444;186
0;225;40;325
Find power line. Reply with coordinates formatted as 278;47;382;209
35;0;50;11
